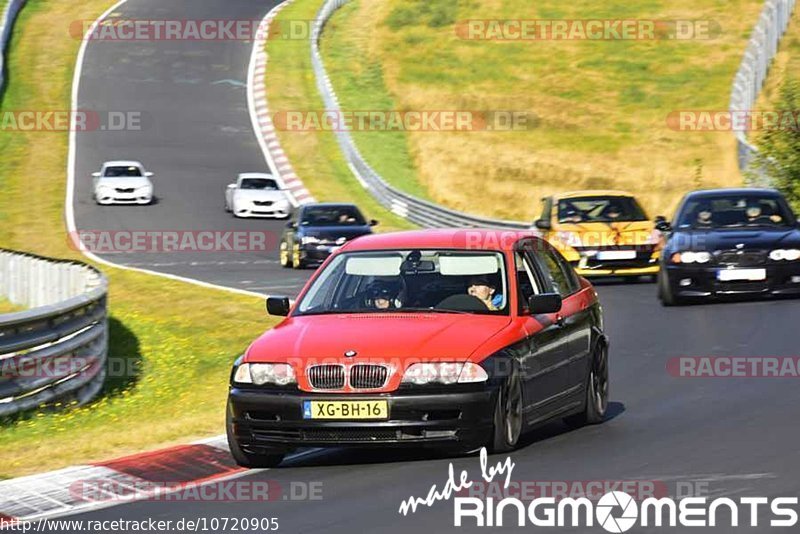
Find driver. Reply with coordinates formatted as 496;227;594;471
695;203;713;227
365;280;402;310
467;275;501;311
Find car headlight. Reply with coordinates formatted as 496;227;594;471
233;363;296;386
401;362;488;385
136;185;152;192
670;251;712;264
301;236;320;245
769;249;800;261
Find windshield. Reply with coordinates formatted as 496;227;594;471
104;166;142;177
301;206;366;226
295;250;509;316
240;178;279;190
558;196;647;223
676;195;795;229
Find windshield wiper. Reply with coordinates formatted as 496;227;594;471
392;307;481;315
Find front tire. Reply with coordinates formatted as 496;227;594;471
279;241;292;268
490;366;524;453
226;403;285;468
658;270;683;306
565;342;608;428
291;243;305;269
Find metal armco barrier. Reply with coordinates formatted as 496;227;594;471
0;250;108;417
0;0;27;95
310;0;531;230
730;0;797;185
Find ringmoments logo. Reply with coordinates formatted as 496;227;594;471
397;452;800;531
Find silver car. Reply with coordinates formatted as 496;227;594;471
225;173;292;219
92;160;154;205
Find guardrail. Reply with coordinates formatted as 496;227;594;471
0;250;108;417
730;0;797;186
0;0;27;96
310;0;531;230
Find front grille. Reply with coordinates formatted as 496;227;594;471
307;364;345;390
115;187;135;193
301;428;399;442
253;200;274;206
350;364;389;389
716;250;767;267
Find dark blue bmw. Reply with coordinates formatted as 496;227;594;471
657;188;800;305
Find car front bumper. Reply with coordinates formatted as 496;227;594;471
228;385;498;453
234;205;291;218
96;193;151;205
298;244;342;264
663;263;800;298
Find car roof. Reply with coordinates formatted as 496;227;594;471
238;172;275;179
552;190;635;200
343;229;539;252
684;187;782;199
103;160;143;167
302;202;360;209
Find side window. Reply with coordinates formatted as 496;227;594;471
535;245;576;297
514;251;541;313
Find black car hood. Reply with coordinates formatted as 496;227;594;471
299;225;372;241
669;227;800;252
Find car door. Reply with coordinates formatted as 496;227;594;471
513;245;571;425
533;242;594;402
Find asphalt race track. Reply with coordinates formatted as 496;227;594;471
66;1;800;532
72;0;310;295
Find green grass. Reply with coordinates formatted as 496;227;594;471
264;1;416;231
317;0;766;220
321;1;428;199
0;0;278;478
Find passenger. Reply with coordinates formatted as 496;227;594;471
603;202;623;221
467;275;501;311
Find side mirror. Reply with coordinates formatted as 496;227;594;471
266;296;291;317
145;171;154;177
91;172;101;178
654;216;672;233
227;183;237;189
528;293;562;315
286;221;297;229
369;219;379;227
534;219;552;230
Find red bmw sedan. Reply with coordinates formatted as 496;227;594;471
227;230;609;467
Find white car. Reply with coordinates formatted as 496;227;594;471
92;160;154;205
225;173;292;218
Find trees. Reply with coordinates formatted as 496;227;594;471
754;78;800;210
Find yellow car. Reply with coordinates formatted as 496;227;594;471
534;190;665;279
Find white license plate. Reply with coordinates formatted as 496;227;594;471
596;250;637;260
717;268;767;282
